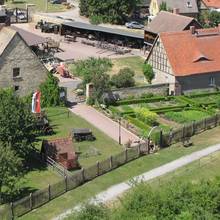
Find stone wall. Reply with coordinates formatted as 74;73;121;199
0;33;48;96
111;83;169;99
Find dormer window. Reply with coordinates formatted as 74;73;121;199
193;54;211;63
187;1;192;8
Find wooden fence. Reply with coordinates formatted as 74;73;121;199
0;144;148;219
1;113;220;219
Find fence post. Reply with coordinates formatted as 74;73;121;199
215;114;218;127
29;193;33;210
81;168;85;183
204;118;206;130
159;130;163;147
182;125;185;139
125;149;128;162
96;162;100;176
192;121;195;135
48;184;51;201
138;144;141;156
10;202;14;220
65;175;68;192
109;156;113;170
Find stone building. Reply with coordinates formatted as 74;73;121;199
146;27;220;95
0;26;48;96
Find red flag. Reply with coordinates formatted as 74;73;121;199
35;91;41;113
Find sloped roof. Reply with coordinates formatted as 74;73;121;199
145;11;199;34
159;28;220;76
11;26;47;46
157;0;199;14
202;0;220;8
0;26;16;56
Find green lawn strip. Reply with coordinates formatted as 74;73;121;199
6;0;66;12
19;126;220;220
149;151;220;189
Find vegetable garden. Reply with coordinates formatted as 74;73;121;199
107;91;220;138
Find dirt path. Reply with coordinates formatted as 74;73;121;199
70;104;139;144
53;143;220;220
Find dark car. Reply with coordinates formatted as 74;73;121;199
125;21;144;29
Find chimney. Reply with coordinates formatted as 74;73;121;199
173;8;180;14
190;26;195;35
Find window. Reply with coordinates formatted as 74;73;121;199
14;85;19;91
13;68;20;78
209;77;215;86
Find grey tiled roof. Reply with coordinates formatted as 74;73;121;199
145;11;198;34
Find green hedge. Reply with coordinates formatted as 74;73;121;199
115;96;172;106
125;115;150;131
150;104;189;114
186;91;220;98
108;106;121;116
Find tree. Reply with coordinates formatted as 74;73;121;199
159;2;167;11
79;0;140;24
111;68;135;88
0;89;37;159
208;11;220;27
40;73;64;107
0;145;23;204
74;58;112;103
143;63;155;84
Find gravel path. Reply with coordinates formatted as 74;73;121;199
70;104;139;144
53;143;220;220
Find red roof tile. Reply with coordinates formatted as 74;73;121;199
160;27;220;76
203;0;220;8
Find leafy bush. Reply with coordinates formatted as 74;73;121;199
143;63;155;84
111;68;135;88
90;15;103;25
135;107;158;126
40;74;64;107
69;179;220;220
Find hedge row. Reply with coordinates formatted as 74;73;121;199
150;104;189;114
114;96;173;106
125;115;150;131
186;91;220;98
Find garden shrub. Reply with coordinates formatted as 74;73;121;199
40;74;64;107
135;107;158;126
111;68;135;88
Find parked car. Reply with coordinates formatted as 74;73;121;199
125;21;144;29
13;9;27;20
50;0;62;4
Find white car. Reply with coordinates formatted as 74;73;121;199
13;10;27;20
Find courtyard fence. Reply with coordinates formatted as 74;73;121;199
0;144;148;219
1;113;220;219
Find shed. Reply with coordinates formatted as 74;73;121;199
41;137;79;170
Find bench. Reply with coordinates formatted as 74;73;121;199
182;137;193;148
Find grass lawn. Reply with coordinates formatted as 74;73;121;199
19;126;220;220
110;56;146;86
43;107;122;168
149;151;220;189
6;0;67;13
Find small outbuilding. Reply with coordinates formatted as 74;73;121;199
41;137;79;170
